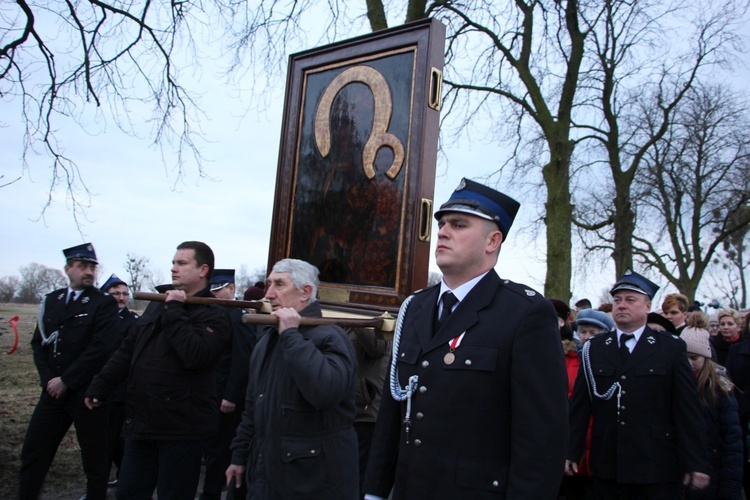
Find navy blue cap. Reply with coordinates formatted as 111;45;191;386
434;178;520;239
610;269;660;300
101;273;127;291
210;269;235;291
63;243;98;264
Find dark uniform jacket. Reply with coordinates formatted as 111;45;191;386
364;270;568;499
111;306;139;403
230;301;359;499
32;287;119;393
568;327;709;483
87;287;231;441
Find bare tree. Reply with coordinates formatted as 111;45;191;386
0;276;21;302
710;206;750;309
573;0;746;279
17;263;66;303
1;0;229;222
124;253;152;294
632;84;750;301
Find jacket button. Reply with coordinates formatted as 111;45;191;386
286;452;291;457
421;360;430;368
419;386;427;394
492;480;499;487
258;393;263;398
620;375;627;380
464;359;472;366
310;449;316;454
620;421;626;426
416;412;424;420
401;352;406;358
414;439;422;447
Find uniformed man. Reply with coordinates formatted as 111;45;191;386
566;269;710;497
364;178;568;499
100;273;139;488
19;243;120;500
199;269;258;500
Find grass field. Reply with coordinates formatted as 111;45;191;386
0;303;95;499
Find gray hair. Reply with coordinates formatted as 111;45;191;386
271;259;319;302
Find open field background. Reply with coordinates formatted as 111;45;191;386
0;303;93;499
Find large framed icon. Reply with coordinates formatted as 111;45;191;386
268;18;445;313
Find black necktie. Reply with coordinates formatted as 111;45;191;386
436;292;459;332
67;291;76;306
620;333;634;361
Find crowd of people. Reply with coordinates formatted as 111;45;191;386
17;178;750;500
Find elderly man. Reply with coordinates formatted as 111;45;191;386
566;269;710;498
226;259;359;499
19;243;119;500
364;178;568;499
86;241;230;500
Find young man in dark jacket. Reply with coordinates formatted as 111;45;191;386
86;241;230;500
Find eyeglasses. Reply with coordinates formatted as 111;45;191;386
110;292;130;297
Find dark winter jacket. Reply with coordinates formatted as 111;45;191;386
230;300;359;499
86;287;231;440
683;384;743;499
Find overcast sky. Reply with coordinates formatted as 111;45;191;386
1;10;748;307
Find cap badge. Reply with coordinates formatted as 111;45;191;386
456;178;466;191
524;289;535;296
624;269;633;275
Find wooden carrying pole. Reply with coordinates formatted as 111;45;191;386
133;292;395;332
241;313;394;331
133;292;267;312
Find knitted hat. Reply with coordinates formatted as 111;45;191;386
681;326;712;358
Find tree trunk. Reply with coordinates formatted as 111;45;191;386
542;140;573;301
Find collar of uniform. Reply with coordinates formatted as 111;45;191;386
66;287;84;302
438;270;490;306
616;325;646;345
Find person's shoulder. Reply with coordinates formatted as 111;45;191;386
589;331;614;345
650;328;683;344
44;288;67;302
411;283;439;297
496;278;546;304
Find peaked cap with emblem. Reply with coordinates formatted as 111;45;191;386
209;268;235;291
610;269;659;300
101;273;127;291
63;243;98;264
434;178;521;240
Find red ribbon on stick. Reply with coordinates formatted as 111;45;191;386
7;315;19;355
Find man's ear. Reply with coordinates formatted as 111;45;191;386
486;230;503;254
301;284;314;302
199;264;210;279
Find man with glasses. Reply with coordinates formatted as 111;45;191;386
100;274;139;489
